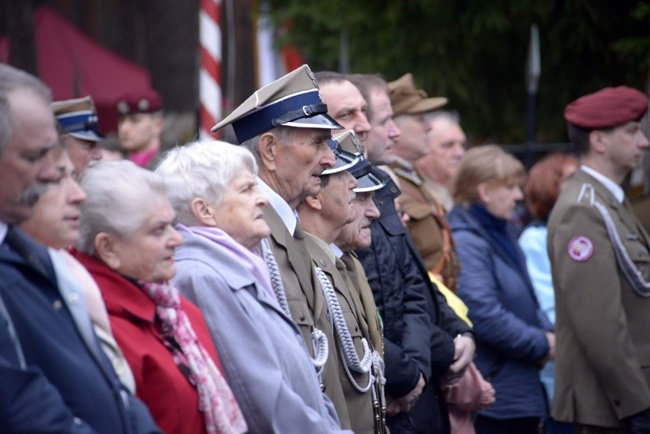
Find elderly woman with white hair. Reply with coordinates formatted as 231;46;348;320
155;140;351;434
72;160;247;434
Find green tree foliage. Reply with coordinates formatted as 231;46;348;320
266;0;649;143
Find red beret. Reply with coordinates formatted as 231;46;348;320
115;89;162;115
564;86;648;129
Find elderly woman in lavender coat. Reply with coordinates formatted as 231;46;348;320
156;140;350;434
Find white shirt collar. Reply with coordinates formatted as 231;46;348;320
257;177;298;235
330;243;344;259
581;165;624;203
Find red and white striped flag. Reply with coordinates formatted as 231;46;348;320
199;0;221;139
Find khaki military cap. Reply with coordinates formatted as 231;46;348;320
388;73;448;117
211;64;343;143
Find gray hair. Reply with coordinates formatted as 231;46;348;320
424;109;460;125
239;126;294;164
76;160;168;256
155;140;258;226
0;64;52;155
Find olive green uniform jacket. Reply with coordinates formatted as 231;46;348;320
393;162;460;289
262;204;351;429
548;168;650;428
305;233;380;434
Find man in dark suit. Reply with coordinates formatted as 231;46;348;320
548;86;650;434
0;64;160;433
211;64;354;431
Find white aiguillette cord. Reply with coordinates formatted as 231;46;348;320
315;266;375;392
260;238;328;374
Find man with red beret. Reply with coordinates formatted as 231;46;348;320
548;86;650;434
115;89;164;169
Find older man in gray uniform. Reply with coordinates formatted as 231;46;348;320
548;86;650;434
211;65;354;429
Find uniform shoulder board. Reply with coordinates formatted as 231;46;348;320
576;182;595;206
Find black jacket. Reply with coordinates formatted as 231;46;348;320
355;173;471;434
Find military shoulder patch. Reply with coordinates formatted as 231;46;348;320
567;236;594;262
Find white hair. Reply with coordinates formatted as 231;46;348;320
155;140;258;226
76;160;168;256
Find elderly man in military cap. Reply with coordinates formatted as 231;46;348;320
212;64;354;431
298;131;390;434
51;96;103;176
548;86;650;434
115;89;164;169
386;74;463;289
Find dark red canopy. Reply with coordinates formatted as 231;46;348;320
0;6;152;133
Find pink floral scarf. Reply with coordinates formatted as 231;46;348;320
140;279;247;433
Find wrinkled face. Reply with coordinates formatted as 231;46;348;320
422;118;467;185
602;121;650;175
64;136;102;177
320;80;370;144
109;195;183;283
481;182;524;221
365;89;400;165
0;89;59;225
391;113;431;162
118;113;162;153
213;169;270;251
273;128;336;208
318;171;359;237
335;192;380;250
20;151;87;249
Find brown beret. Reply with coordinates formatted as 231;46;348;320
115;89;162;116
564;86;648;129
388;73;447;117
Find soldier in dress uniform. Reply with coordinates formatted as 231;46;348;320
211;64;354;430
547;86;650;434
51;96;103;176
298;130;388;434
115;89;164;169
334;145;390;434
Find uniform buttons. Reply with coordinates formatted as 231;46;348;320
319;259;327;267
299;313;305;321
68;292;79;305
390;187;397;194
53;300;63;310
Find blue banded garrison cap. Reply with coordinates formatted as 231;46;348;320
322;130;364;175
51;96;102;142
211;65;343;143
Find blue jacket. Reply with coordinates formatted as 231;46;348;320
0;227;160;434
172;226;349;434
448;207;552;420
